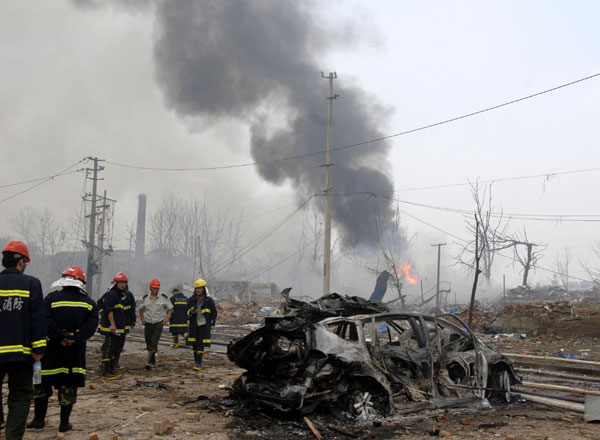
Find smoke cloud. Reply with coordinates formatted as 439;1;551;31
76;0;398;250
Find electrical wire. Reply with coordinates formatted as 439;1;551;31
394;199;600;222
244;193;374;282
395;204;594;283
206;196;314;279
0;169;83;189
323;191;600;222
105;71;600;172
0;161;85;204
394;166;600;193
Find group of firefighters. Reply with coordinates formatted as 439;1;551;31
0;240;217;439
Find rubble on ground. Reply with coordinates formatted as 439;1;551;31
460;301;600;339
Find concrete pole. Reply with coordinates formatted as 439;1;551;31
95;190;107;297
321;72;337;297
432;243;446;309
86;157;98;299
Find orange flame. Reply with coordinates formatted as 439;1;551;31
391;261;418;285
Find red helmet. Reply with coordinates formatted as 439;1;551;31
149;278;160;289
113;272;129;282
2;241;31;263
63;266;86;284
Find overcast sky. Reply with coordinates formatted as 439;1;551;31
1;1;599;300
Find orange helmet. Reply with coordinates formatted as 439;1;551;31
63;266;86;284
149;278;160;289
113;272;128;282
2;241;31;263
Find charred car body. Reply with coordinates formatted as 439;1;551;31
228;293;519;417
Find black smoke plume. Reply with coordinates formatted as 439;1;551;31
76;0;398;249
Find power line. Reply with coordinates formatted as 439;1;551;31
395;166;600;193
322;190;600;222
206;196;314;279
396;205;593;283
106;71;600;172
394;198;600;222
0;161;85;204
0;169;83;189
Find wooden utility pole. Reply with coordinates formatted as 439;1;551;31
431;243;446;309
321;72;337;297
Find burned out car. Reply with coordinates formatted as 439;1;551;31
228;298;519;417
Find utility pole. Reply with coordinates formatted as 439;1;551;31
431;243;446;309
84;157;104;299
321;71;338;297
95;190;108;297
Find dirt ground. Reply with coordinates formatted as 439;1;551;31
4;335;598;440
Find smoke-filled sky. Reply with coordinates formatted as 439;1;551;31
1;1;599;298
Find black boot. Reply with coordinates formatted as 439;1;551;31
26;397;48;429
109;359;122;378
170;335;179;348
114;352;124;371
150;351;156;367
58;404;73;432
101;361;113;380
193;352;203;371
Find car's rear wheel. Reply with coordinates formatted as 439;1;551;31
488;368;512;403
498;369;511;403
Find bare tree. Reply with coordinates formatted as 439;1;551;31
496;228;546;287
582;241;600;287
10;206;66;258
9;205;67;278
147;194;246;280
148;193;182;258
468;215;484;327
195;204;246;279
555;247;571;291
456;182;511;286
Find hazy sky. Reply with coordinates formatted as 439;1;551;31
1;1;599;300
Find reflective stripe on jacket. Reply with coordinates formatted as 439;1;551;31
0;268;46;364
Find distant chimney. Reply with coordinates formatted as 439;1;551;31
135;194;147;261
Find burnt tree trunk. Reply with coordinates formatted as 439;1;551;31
522;243;533;287
468;217;482;328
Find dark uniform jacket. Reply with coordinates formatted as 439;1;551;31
169;292;189;334
0;267;46;364
98;285;130;335
124;290;136;333
41;285;98;387
186;295;217;347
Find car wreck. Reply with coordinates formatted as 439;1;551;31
227;293;519;418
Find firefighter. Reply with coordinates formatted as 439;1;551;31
169;288;188;348
113;285;136;371
0;241;46;440
187;279;217;371
98;272;130;379
27;267;98;433
139;279;173;368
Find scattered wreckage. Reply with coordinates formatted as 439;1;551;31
227;293;519;418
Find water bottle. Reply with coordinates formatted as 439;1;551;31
32;361;42;385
